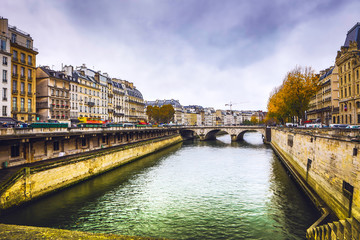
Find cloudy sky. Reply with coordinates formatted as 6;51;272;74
2;0;360;110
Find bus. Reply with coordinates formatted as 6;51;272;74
78;117;104;127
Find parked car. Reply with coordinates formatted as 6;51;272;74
346;125;360;129
329;124;349;128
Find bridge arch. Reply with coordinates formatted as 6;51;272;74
180;126;267;142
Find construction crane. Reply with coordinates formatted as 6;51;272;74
225;101;237;111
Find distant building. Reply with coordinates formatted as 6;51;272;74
0;18;38;122
62;65;103;122
122;80;146;122
307;66;339;125
335;22;360;124
111;78;126;123
203;107;216;126
36;66;70;122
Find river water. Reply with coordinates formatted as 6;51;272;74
0;132;319;239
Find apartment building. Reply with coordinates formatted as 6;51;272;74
307;66;339;125
36;66;70;122
0;18;11;117
0;18;38;122
335;22;360;125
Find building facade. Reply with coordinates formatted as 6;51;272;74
307;66;339;125
36;66;70;122
111;78;126;123
335;22;360;125
123;80;146;122
0;19;38;122
0;18;11;118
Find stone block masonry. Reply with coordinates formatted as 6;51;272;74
0;134;183;211
269;127;360;239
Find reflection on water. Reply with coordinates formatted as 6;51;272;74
0;132;319;240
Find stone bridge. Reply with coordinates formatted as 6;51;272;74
179;126;270;142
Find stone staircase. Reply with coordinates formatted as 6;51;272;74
306;217;360;240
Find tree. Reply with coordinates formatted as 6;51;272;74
267;66;320;124
160;104;175;123
146;104;175;123
250;115;258;125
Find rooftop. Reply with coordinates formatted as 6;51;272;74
344;22;360;48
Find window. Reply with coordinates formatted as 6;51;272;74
2;88;7;100
20;98;25;111
349;86;351;96
12;80;17;92
28;69;32;80
20;67;25;77
20;53;25;63
2;70;7;82
2;56;7;66
28;55;32;65
11;33;16;43
81;138;86;146
13;50;17;60
26;39;30;48
11;144;20;158
12;64;17;75
12;97;17;111
0;39;5;51
2;106;7;116
20;82;25;94
28;99;32;112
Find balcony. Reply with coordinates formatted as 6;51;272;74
20;75;25;80
13;57;18;62
2;97;7;101
27;92;32;97
21;59;25;64
11;107;18;113
12;89;18;94
28;76;32;82
12;73;18;78
116;105;122;109
20;91;25;96
2;79;7;83
108;93;114;98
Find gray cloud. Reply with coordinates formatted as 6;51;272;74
2;0;359;110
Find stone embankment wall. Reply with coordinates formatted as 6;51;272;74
270;128;360;239
0;135;183;211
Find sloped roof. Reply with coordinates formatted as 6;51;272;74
319;67;334;81
344;22;360;48
40;66;70;81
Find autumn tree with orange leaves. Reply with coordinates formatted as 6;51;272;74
267;66;320;124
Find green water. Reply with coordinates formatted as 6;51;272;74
0;132;319;239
